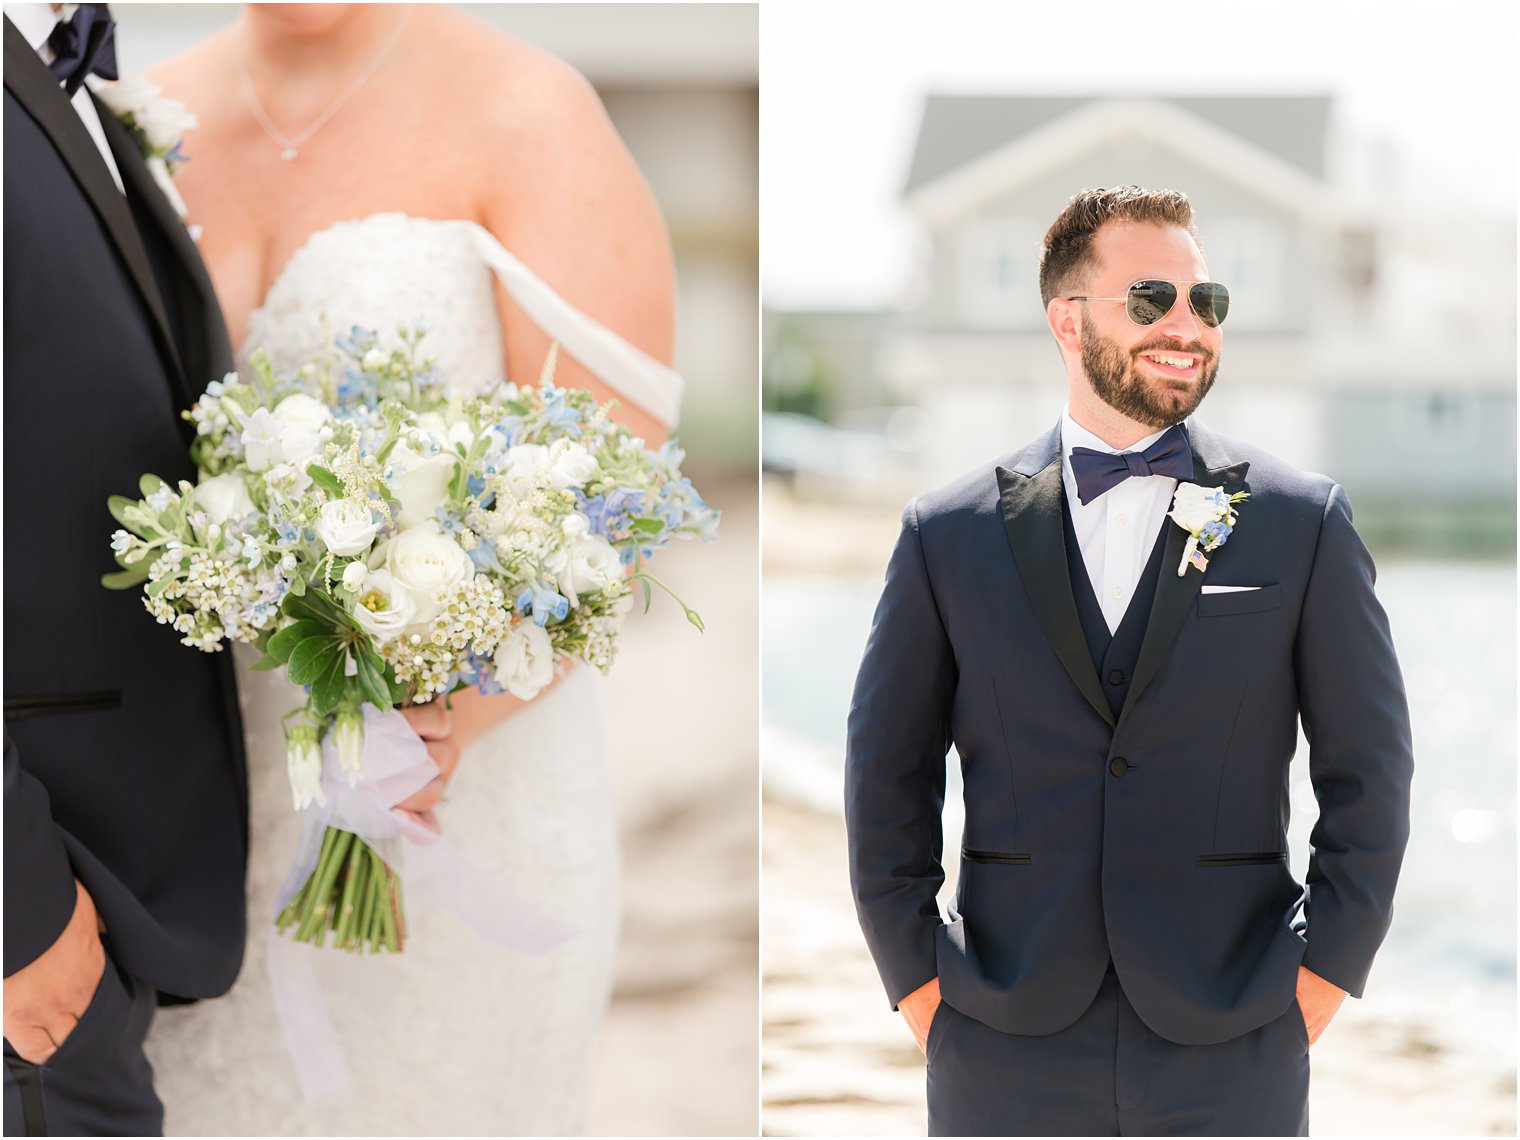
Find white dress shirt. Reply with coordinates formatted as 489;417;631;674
1060;408;1188;633
6;2;125;192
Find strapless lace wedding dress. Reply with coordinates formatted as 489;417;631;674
143;213;683;1136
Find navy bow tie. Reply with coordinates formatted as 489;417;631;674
48;4;117;97
1069;423;1193;506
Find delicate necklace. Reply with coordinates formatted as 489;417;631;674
236;7;410;162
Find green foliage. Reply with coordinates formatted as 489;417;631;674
306;465;344;498
101;566;150;590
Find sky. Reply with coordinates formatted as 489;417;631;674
762;0;1519;309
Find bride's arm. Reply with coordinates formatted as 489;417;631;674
479;54;677;448
437;57;676;753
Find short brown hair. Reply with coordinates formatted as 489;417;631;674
1038;186;1200;306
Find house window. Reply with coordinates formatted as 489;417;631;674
957;218;1040;327
1202;218;1287;330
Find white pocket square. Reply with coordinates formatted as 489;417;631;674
1201;585;1261;594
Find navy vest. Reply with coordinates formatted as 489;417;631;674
1061;493;1171;720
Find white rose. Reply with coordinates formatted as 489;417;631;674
350;569;416;645
501;444;550;498
388;432;458;531
314;499;382;556
193;472;253;525
1169;483;1227;532
272;394;330;468
382;522;474;626
493;620;556;700
548;535;623;607
545;439;597;491
561;512;590;541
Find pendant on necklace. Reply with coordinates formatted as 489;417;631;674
281;147;298;162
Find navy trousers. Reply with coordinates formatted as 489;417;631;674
926;967;1310;1137
3;951;161;1137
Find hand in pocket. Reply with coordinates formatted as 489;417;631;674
2;880;106;1064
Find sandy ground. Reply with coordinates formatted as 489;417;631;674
762;796;1516;1138
586;474;759;1136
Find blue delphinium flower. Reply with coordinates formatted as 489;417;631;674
468;537;506;576
335;326;378;359
539;389;582;438
583;487;645;539
1200;520;1234;547
515;583;569;627
495;416;524;447
456;650;504;698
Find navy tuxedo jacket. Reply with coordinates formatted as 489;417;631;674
845;418;1413;1045
3;20;248;999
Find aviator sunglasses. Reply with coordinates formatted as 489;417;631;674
1065;280;1231;328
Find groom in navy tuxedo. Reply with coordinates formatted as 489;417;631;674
846;185;1413;1135
3;6;247;1134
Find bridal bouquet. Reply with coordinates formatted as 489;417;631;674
106;326;718;952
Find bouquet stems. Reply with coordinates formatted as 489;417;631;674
275;825;405;953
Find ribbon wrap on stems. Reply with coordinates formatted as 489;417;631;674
267;706;577;1099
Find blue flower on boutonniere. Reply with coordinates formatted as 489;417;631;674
1168;483;1250;577
88;74;197;221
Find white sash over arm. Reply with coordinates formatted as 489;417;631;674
463;222;684;431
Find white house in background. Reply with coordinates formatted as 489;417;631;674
782;93;1514;513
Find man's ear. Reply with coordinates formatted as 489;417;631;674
1047;297;1082;355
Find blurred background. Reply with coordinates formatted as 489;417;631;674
117;4;758;1135
761;1;1516;1135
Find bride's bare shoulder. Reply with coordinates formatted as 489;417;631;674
425;7;616;141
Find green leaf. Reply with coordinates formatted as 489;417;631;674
641;578;653;614
309;652;349;717
306;465;345;497
101;566;150;590
268;619;333;663
287;574;307;598
248;654;285;673
629;517;665;535
287;636;344;685
139;473;166;501
283;588;357;629
146;575;181;598
108;495;141;529
353;647;392;711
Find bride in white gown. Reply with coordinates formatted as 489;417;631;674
143;7;681;1135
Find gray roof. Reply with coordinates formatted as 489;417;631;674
903;94;1332;194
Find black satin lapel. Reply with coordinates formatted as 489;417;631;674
997;461;1116;728
4;22;183;386
1118;456;1252;725
95;104;231;403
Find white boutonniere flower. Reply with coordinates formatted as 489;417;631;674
89;74;197;221
1169;483;1250;576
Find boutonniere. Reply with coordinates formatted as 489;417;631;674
1168;483;1250;577
88;75;196;221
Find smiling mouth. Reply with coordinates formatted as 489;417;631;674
1137;351;1200;380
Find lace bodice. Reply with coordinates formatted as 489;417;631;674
242;212;683;428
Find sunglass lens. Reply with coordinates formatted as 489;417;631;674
1190;282;1230;327
1126;281;1177;325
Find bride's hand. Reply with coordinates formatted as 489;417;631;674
395;702;460;831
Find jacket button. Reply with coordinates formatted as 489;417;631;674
1109;757;1128;777
1108;670;1126;685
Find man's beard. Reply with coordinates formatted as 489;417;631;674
1079;321;1219;429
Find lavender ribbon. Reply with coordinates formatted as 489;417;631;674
267;707;577;1099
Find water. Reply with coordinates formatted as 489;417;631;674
763;560;1517;1064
